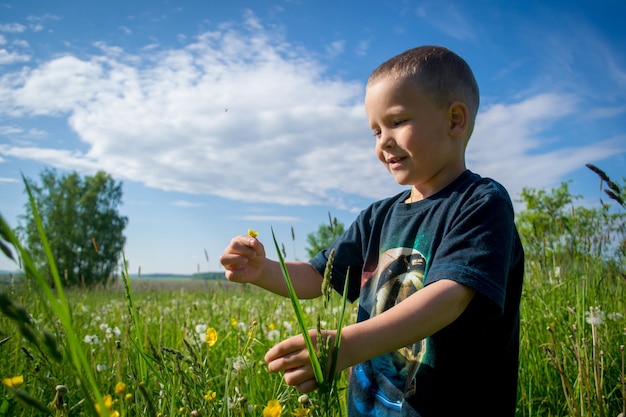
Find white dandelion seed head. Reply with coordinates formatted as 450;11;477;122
585;306;605;326
267;329;280;341
195;324;208;334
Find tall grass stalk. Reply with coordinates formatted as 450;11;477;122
270;228;348;416
0;177;108;415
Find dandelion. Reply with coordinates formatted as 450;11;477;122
268;322;275;330
267;329;280;341
50;385;69;412
205;328;218;346
292;408;310;417
84;334;100;344
263;399;282;417
115;381;126;395
106;326;122;339
2;375;23;388
96;363;107;372
195;324;208;334
204;390;217;401
585;306;605;326
230;356;247;372
230;317;238;327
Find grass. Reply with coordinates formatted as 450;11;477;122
1;172;625;416
0;259;625;416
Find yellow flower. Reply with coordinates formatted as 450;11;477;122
95;394;119;416
114;381;126;395
248;229;259;238
268;323;275;330
205;327;218;346
292;408;311;417
230;318;238;327
263;399;282;417
204;390;217;401
2;375;24;388
125;393;133;401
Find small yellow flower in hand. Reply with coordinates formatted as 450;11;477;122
248;229;259;238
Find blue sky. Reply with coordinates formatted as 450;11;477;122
0;0;625;274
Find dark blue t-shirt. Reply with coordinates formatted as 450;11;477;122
310;170;524;416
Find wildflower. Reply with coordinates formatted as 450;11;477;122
50;385;69;412
190;410;199;417
283;321;293;333
84;334;100;344
195;324;208;335
248;229;259;238
125;393;133;401
268;322;275;330
204;390;217;401
297;394;310;407
585;306;605;326
95;394;119;416
267;329;280;341
205;328;218;346
230;356;247;372
230;318;238;327
115;381;126;395
292;408;310;417
263;399;282;417
2;375;24;388
106;326;122;339
96;363;107;372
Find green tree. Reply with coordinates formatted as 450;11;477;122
305;214;345;259
516;180;625;274
19;169;128;287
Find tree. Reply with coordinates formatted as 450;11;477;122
19;169;128;287
305;213;345;259
516;180;625;274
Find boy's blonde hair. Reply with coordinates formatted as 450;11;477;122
368;46;480;137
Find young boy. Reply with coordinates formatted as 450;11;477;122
220;46;524;416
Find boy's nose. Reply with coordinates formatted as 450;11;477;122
379;131;395;149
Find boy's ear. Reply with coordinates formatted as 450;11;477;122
448;102;468;137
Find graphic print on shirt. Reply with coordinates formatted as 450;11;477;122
369;246;426;393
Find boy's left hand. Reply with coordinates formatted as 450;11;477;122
264;330;336;393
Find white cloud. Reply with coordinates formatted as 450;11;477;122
0;14;621;211
0;49;30;65
0;23;26;33
171;200;204;207
469;94;622;199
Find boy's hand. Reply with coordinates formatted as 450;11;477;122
219;235;266;284
264;330;338;393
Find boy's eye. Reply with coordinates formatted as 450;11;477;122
372;129;381;138
393;119;407;127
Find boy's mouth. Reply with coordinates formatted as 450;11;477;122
387;156;406;168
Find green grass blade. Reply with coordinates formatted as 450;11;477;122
328;267;349;384
270;228;325;387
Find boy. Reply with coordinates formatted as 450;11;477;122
220;46;524;416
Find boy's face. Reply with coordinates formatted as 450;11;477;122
364;77;466;199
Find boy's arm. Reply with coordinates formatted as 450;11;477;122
265;279;475;392
219;235;324;299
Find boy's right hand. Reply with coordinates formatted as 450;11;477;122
219;235;266;284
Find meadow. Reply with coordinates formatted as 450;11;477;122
1;259;625;417
1;177;626;416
